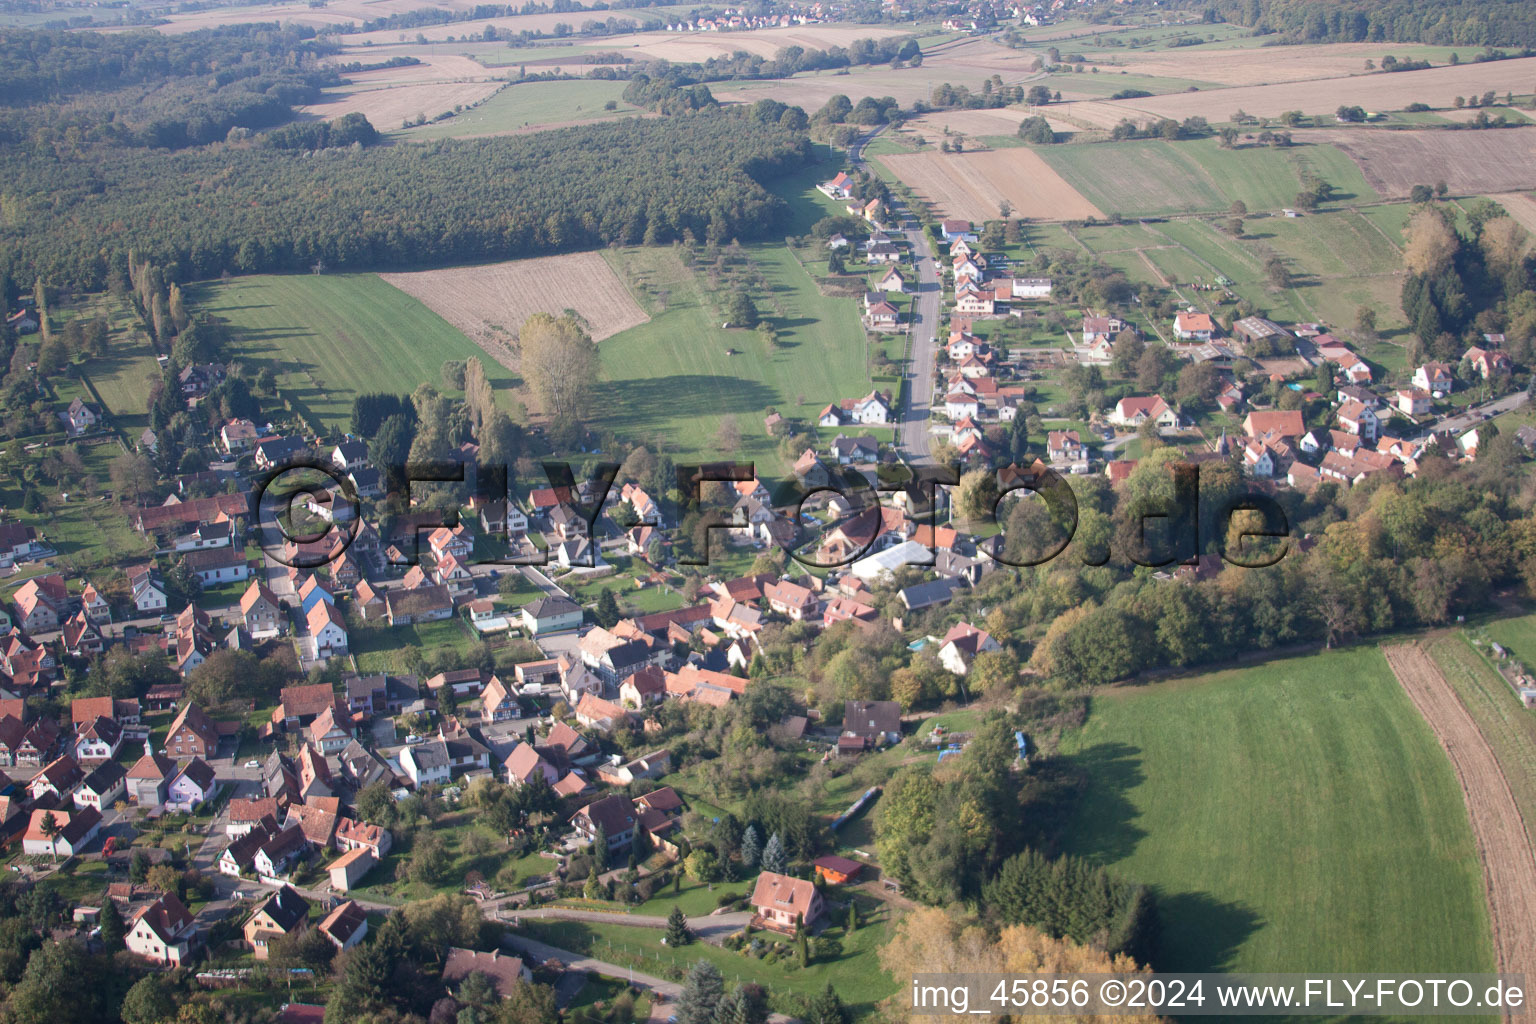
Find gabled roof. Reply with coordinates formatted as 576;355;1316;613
253;884;309;932
132;892;193;945
750;870;819;919
319;900;368;946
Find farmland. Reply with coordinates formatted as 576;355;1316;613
398;78;642;137
302;79;505;131
1319;128;1536;198
1055;647;1493;974
877;149;1103;222
190;273;512;433
379;251;650;363
1035;136;1377;217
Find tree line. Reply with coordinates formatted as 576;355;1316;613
1191;0;1536;46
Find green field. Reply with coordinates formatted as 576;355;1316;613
401;79;641;138
1056;647;1494;976
592;159;873;474
189;273;510;434
1429;629;1536;850
1039;137;1378;217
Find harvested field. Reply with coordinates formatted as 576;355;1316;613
330;53;497;86
1383;641;1536;1009
301;80;504;127
140;0;687;35
1317;128;1536;197
1491;192;1536;235
379;252;649;368
1082;42;1447;87
1056;56;1536;128
878;148;1103;222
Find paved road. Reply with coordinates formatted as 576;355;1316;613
848;127;939;465
1434;389;1529;436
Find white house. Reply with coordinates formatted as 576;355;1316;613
125;892;196;965
1413;363;1454;397
400;739;452;788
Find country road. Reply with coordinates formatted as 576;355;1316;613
849;128;939;466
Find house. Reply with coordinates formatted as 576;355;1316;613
327;848;378;894
1242;410;1305;440
764;579;819;621
0;523;48;566
318;900;369;950
127;749;177;806
877;267;906;293
944;392;980;421
503;742;559;788
254;436;310;471
1336;400;1380;440
166;757;218;812
28;755;84;802
126;893;196;965
522;596;583;636
442;949;532;999
1172;311;1215;342
570;794;638;851
227;797;280;836
1396;388;1432;416
240;583;283;636
74;717;123;765
12;573;67;633
818;171;853;200
65;397;100;434
619;666;667;708
220;419;259;454
841;699;902;750
245;885;310;960
1109;395;1179;429
1413;362;1454;397
575;692;630;733
128;567;168;614
940;219;974;242
1081;316;1124;345
253;824;309;879
1046;430;1086;464
1464;346;1512;379
385;585;454;626
596;750;671;786
307;706;352;754
182;546;250;586
829;434;879;465
750;870;824;930
480;675;522;723
863;296;900;330
164;702;218;759
22;806;101;856
938;623;1001;676
400;740;452;788
71;696;140;729
79;583;110;625
306;602;349;659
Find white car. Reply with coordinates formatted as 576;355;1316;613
405;734;423;744
243;760;259;769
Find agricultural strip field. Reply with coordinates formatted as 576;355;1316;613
1491;192;1536;235
191;273;513;434
1054;56;1536;128
1037;136;1377;217
397;79;642;138
302;80;505;130
877;148;1104;222
379;252;649;369
1317;129;1536;198
1383;643;1536;993
1055;647;1494;975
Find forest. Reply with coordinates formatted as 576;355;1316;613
1186;0;1536;47
0;112;813;290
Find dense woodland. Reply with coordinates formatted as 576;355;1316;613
0;113;812;290
1185;0;1536;46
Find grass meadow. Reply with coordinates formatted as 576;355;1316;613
190;273;513;434
1055;646;1494;976
400;78;641;137
593;156;874;474
1039;136;1378;217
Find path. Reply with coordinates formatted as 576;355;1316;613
1382;642;1536;1019
510;907;752;944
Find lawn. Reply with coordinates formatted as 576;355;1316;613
515;890;897;1017
54;291;163;437
400;78;641;138
1428;630;1536;851
351;616;480;673
1055;646;1494;976
0;442;155;579
350;811;555;903
591;154;873;475
1038;136;1377;218
189;273;513;434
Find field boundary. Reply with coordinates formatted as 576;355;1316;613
1383;641;1536;1015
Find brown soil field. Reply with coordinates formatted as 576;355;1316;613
1383;642;1536;1012
879;148;1103;222
302;79;503;126
135;0;631;34
1057;55;1536;127
379;253;648;368
1315;127;1536;196
330;53;497;86
1491;192;1536;234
